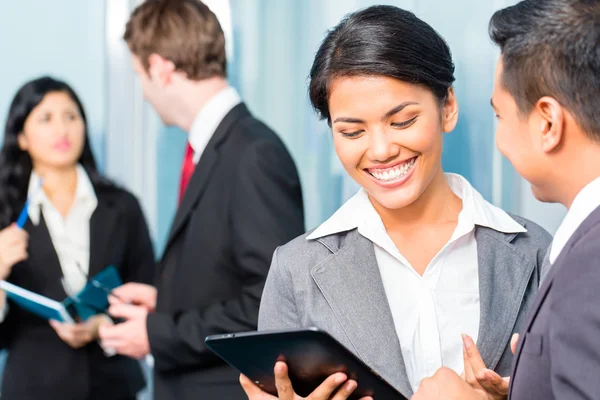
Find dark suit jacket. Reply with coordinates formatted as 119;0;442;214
510;205;600;399
0;185;155;400
146;103;305;400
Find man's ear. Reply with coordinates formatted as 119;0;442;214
535;96;565;153
442;88;459;133
148;53;176;88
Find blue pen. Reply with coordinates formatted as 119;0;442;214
16;179;43;228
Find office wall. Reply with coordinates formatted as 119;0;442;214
0;0;107;169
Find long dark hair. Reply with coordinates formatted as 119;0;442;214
309;5;456;123
0;76;113;228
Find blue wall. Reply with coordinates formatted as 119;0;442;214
0;0;107;169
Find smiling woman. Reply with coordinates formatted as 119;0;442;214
240;5;552;400
327;76;458;217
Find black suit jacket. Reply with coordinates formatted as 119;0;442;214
0;185;156;400
146;103;305;400
509;205;600;399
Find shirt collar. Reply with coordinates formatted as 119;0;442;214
27;164;98;225
307;173;526;241
549;176;600;263
446;173;526;234
188;86;241;163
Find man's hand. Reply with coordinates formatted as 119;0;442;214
109;282;157;312
239;361;373;400
98;303;150;359
49;315;111;349
461;333;517;400
412;367;486;400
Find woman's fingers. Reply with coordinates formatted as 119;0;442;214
308;371;349;399
240;374;277;400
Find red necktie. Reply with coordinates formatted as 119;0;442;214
178;142;195;204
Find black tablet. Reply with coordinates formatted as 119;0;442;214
205;328;407;400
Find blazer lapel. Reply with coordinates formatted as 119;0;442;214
25;216;67;300
88;197;118;278
165;145;218;251
509;207;600;397
311;231;412;397
516;205;600;341
475;227;536;370
163;103;250;255
509;235;572;388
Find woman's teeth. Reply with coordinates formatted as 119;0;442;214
369;157;416;182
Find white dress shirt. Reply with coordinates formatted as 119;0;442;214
0;165;97;321
549;176;600;264
307;173;526;391
188;86;241;164
28;164;98;295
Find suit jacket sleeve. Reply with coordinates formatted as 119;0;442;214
146;139;304;372
549;239;600;399
121;195;156;285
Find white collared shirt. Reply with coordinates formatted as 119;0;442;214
28;164;98;295
188;86;241;164
550;176;600;264
307;173;526;392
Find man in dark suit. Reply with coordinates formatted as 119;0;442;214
412;0;600;399
98;1;305;399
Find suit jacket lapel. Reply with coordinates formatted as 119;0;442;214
163;103;250;256
539;245;552;283
165;145;218;252
88;194;118;278
508;232;573;391
311;231;412;397
24;216;67;300
508;246;564;398
508;207;600;397
23;195;119;299
475;226;535;371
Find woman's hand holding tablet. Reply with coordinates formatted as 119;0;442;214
240;361;373;400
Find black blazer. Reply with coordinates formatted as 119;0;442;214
509;205;600;399
146;103;305;400
0;185;156;400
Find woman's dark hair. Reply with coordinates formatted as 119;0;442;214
309;5;456;122
0;76;113;227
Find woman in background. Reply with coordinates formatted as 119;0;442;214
0;76;155;400
241;5;551;400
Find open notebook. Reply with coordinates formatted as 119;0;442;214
0;280;74;323
0;265;122;323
